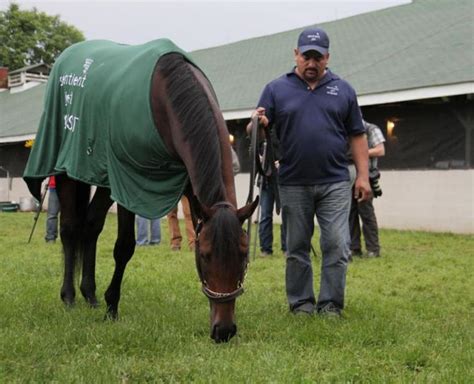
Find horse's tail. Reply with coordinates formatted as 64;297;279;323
60;227;85;285
75;240;85;284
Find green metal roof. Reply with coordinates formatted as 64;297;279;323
0;84;45;141
190;0;474;112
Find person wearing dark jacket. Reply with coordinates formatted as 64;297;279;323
349;120;385;258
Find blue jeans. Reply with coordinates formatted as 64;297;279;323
136;216;161;245
259;180;286;253
280;181;351;312
45;188;60;241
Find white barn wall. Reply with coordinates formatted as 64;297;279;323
1;177;32;204
3;170;473;234
234;170;473;234
371;170;473;234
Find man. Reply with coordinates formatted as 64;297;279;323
167;196;195;251
250;27;371;316
258;162;286;257
257;134;286;257
45;176;60;243
136;216;161;246
349;120;385;258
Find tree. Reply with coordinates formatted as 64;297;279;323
0;3;85;71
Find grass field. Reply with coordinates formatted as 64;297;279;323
0;212;473;383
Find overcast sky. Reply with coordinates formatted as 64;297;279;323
1;0;410;51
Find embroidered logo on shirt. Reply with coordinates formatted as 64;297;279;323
326;85;339;96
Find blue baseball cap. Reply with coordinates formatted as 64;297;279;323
297;27;330;55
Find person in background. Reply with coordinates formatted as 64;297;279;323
249;26;371;317
136;216;161;246
167;196;195;251
349;119;385;258
257;133;286;257
45;176;60;243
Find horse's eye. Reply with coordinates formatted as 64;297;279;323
200;252;211;262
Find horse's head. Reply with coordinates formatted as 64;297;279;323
195;198;258;342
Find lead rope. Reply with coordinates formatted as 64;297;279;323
246;115;259;258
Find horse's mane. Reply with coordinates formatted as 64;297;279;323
156;53;225;206
208;207;242;265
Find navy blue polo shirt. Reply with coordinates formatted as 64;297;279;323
257;69;365;185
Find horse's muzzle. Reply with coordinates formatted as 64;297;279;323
211;323;237;343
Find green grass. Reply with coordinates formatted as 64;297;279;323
1;212;473;383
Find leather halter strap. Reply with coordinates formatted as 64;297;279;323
201;283;244;303
211;201;235;210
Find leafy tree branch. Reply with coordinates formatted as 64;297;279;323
0;3;85;70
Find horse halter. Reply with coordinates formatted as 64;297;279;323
201;282;244;303
195;201;248;303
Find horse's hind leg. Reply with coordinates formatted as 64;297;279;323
80;187;113;307
104;205;136;320
55;175;90;306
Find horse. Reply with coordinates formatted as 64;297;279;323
23;39;258;343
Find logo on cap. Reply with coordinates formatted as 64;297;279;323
307;33;321;41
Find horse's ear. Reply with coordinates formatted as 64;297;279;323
237;196;259;224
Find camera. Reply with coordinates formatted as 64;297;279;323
369;167;382;198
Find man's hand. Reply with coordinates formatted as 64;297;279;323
251;107;269;128
247;107;269;139
354;176;372;202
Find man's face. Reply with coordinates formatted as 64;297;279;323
294;49;329;83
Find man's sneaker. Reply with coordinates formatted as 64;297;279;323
260;251;272;258
318;302;342;317
291;302;315;316
367;251;380;258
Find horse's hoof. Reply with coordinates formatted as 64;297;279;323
104;311;118;321
61;295;75;307
63;300;75;308
86;297;99;308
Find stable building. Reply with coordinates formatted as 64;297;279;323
191;0;473;234
0;0;472;232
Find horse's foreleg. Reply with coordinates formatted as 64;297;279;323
56;175;83;306
104;206;135;320
60;227;76;307
80;187;113;307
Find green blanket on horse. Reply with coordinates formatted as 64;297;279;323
24;39;195;219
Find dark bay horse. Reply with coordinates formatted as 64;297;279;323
24;41;258;342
